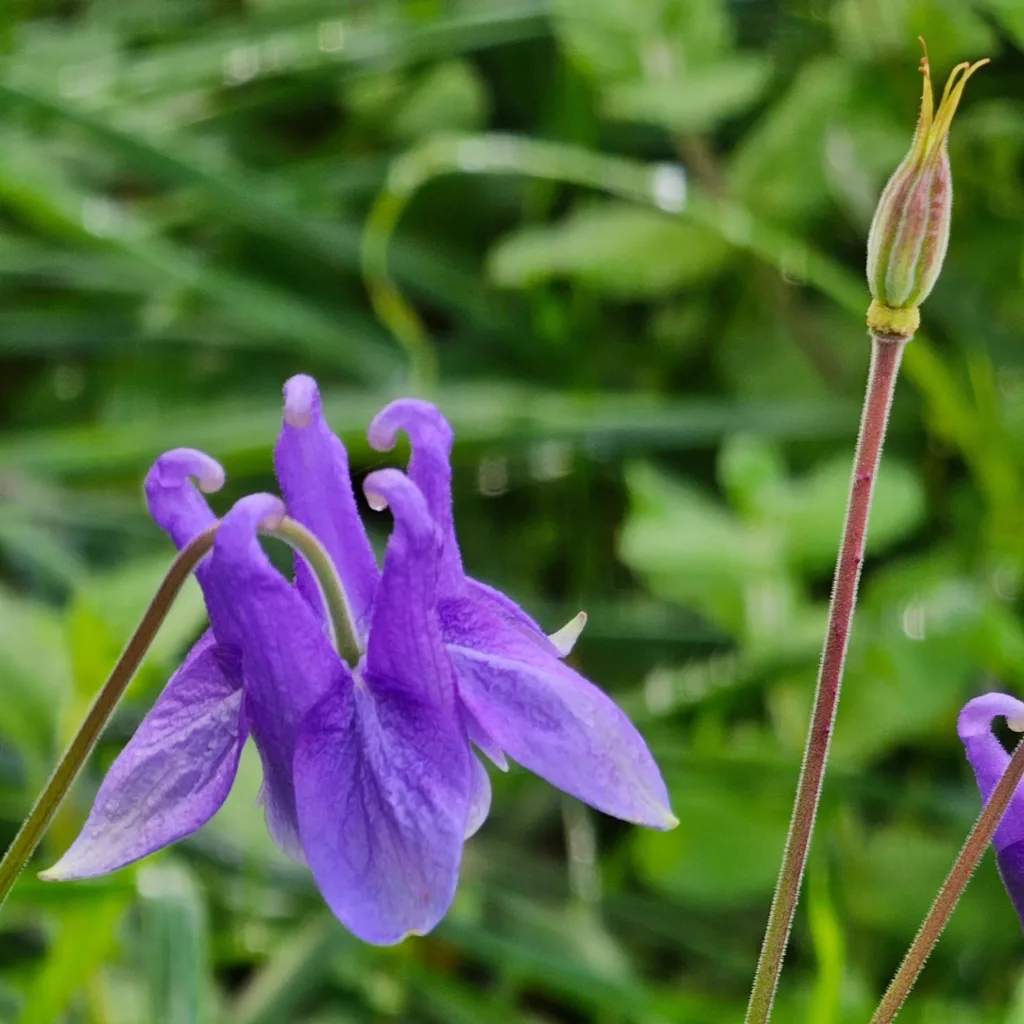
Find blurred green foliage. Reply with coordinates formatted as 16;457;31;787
1;0;1024;1021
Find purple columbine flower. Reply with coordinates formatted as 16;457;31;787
45;453;475;944
958;692;1024;924
277;375;676;830
46;375;674;945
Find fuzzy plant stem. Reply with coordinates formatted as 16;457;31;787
745;332;907;1024
869;738;1024;1023
0;512;359;912
0;525;219;910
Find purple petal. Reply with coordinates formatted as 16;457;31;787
995;841;1024;927
959;694;1024;926
144;448;223;552
465;755;491;839
362;469;454;710
464;578;562;657
463;705;508;772
368;399;561;656
144;448;240;636
447;603;675;828
959;694;1024;928
275;376;379;635
210;493;345;859
958;693;1024;851
42;635;245;880
293;683;471;944
369;399;463;597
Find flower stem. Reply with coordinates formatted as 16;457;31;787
745;333;907;1023
869;738;1024;1023
264;517;362;667
0;525;218;911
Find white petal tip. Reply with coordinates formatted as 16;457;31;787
259;509;287;532
196;464;226;494
283;375;318;428
367;421;398;453
153;450;225;494
365;490;389;513
548;611;587;656
1008;717;1024;733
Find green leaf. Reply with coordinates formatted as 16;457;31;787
770;453;926;571
839;823;1019;952
633;775;790;905
138;863;213;1024
603;57;772;134
19;888;131;1024
391;60;491;141
489;202;731;298
729;58;854;224
0;587;70;768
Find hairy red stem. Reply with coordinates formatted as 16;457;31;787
745;333;907;1022
870;738;1024;1023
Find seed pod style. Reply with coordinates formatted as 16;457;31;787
866;43;988;340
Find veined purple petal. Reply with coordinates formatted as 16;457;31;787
210;493;345;859
958;693;1024;925
463;704;508;772
464;578;562;657
448;603;675;828
294;682;471;945
275;376;379;635
42;636;246;880
363;469;453;710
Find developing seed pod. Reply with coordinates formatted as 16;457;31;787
866;42;988;340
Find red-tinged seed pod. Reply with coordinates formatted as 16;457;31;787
866;41;988;340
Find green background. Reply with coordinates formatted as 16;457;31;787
1;0;1024;1020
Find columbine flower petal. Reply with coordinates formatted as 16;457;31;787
294;469;471;944
369;399;559;653
450;628;676;829
42;634;246;880
145;449;236;635
208;492;342;860
465;756;492;839
369;397;675;829
958;692;1024;924
274;376;380;636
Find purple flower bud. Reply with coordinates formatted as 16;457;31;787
866;42;987;339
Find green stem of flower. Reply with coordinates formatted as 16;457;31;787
745;332;907;1024
0;525;219;911
263;517;363;667
869;738;1024;1023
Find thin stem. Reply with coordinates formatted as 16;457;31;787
745;333;908;1023
0;525;218;909
362;187;438;391
263;517;362;666
869;738;1024;1023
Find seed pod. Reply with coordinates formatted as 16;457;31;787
866;42;987;339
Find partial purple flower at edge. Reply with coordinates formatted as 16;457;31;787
277;375;676;831
45;454;474;946
958;693;1024;925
